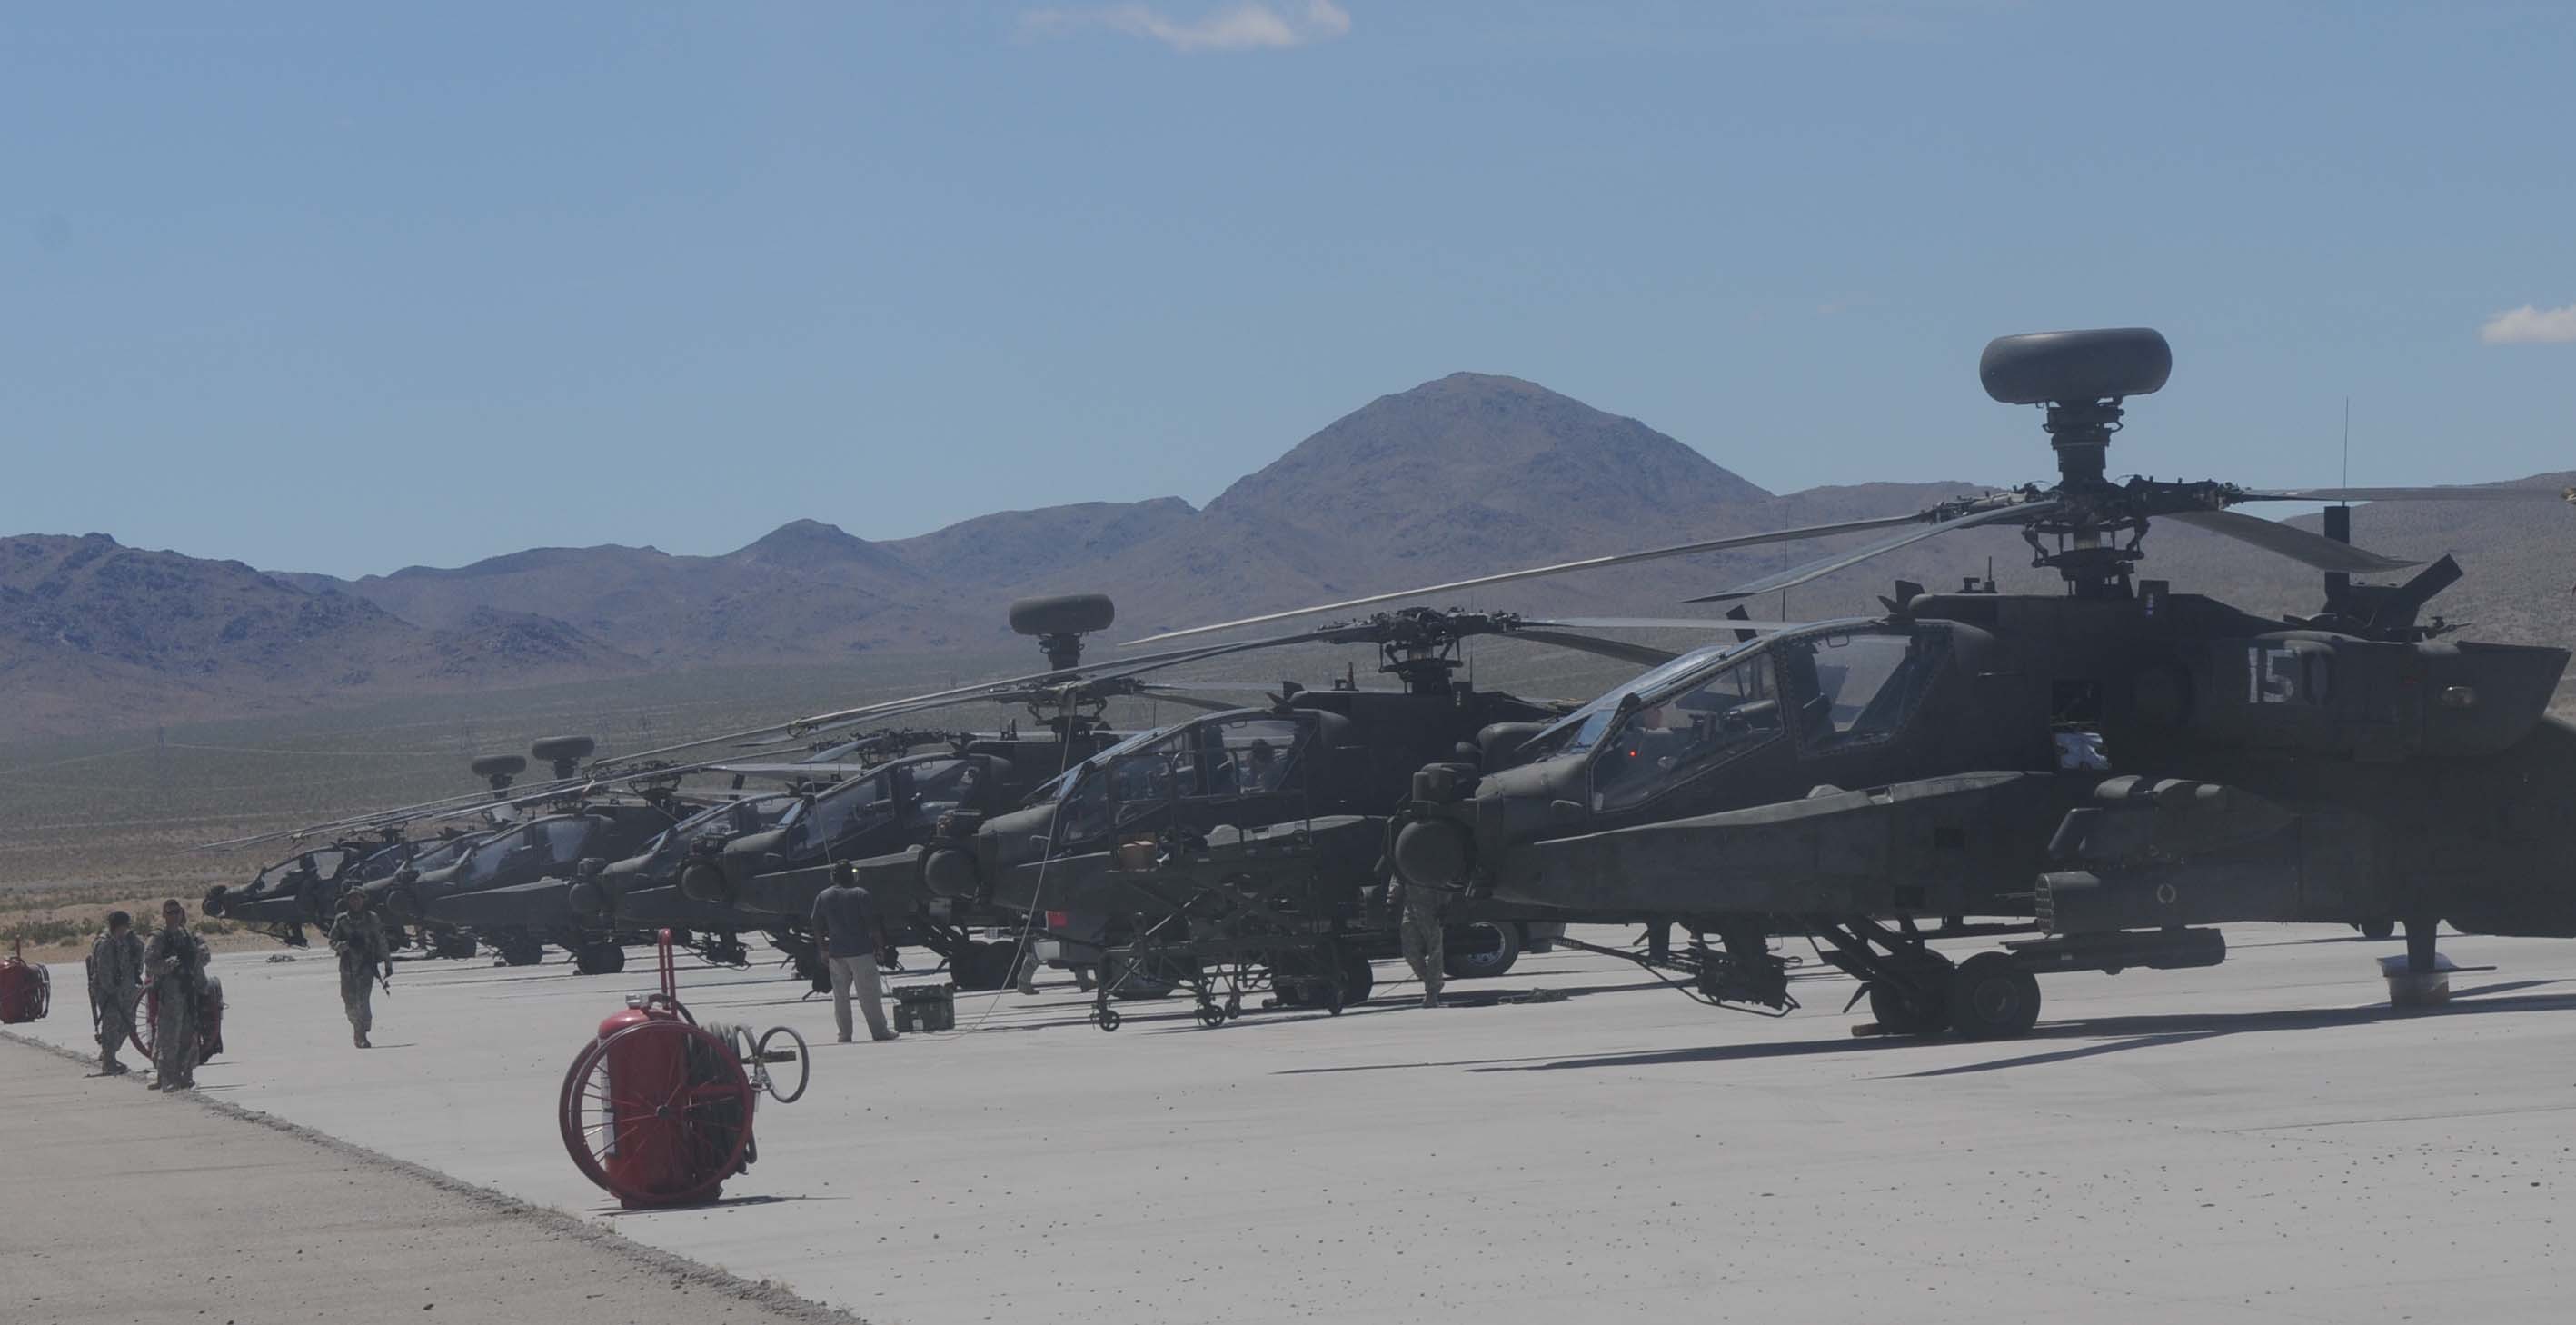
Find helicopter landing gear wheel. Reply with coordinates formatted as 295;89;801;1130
1947;952;2041;1041
572;942;627;976
493;932;545;968
558;1019;754;1210
431;930;478;961
2358;918;2397;941
1865;950;1954;1037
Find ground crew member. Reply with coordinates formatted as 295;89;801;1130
87;911;145;1076
810;863;895;1042
329;890;391;1048
1389;877;1449;1009
144;899;207;1090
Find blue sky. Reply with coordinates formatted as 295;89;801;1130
5;2;2569;577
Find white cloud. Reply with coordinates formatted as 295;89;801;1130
2480;304;2576;344
1022;1;1352;54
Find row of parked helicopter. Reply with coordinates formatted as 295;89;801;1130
204;329;2576;1040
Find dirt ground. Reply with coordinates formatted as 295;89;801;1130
0;1033;862;1325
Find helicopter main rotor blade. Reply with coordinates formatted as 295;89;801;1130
1121;510;1955;645
1534;616;1835;632
1135;686;1248;713
1504;628;1681;669
2161;509;2420;573
2234;484;2576;504
1687;500;2054;603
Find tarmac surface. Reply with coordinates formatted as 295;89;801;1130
7;923;2576;1324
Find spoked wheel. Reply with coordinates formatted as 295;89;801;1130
129;991;157;1061
131;989;218;1066
558;1019;755;1210
750;1026;810;1104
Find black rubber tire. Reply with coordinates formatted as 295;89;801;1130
1867;951;1954;1036
431;931;478;961
1443;922;1521;980
1948;952;2042;1041
950;941;1012;992
2358;918;2397;941
572;942;627;976
494;933;546;968
1338;953;1375;1007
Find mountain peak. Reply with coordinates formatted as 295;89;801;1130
729;519;897;570
1205;371;1772;534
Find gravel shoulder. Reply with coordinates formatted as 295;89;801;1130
0;1033;862;1325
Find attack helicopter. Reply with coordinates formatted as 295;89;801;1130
1137;327;2576;1040
675;594;1201;989
726;595;1781;1024
201;747;557;957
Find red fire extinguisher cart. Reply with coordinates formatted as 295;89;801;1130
557;931;807;1209
0;940;49;1024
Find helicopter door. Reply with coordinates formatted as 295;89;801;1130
1176;714;1309;834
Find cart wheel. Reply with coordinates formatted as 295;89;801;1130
1096;1006;1122;1032
1196;1001;1226;1029
1224;994;1242;1021
558;1019;755;1209
129;990;156;1061
751;1026;810;1104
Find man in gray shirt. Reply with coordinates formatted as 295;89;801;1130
811;864;896;1042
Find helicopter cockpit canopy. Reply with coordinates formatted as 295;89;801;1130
1049;712;1308;842
254;847;351;891
645;794;800;860
1517;621;1950;812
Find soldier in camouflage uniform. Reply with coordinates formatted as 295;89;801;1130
144;899;207;1091
1387;877;1448;1010
328;890;390;1048
86;910;146;1075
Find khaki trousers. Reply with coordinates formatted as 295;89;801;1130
827;954;894;1041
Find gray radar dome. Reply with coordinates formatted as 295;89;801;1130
1008;593;1116;638
529;735;596;764
1980;328;2172;405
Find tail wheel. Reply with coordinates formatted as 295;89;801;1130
558;1020;755;1209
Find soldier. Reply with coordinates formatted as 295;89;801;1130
810;862;896;1042
1388;876;1449;1009
328;890;391;1048
86;911;146;1076
144;899;207;1090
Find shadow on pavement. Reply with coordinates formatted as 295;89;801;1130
1277;987;2576;1079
